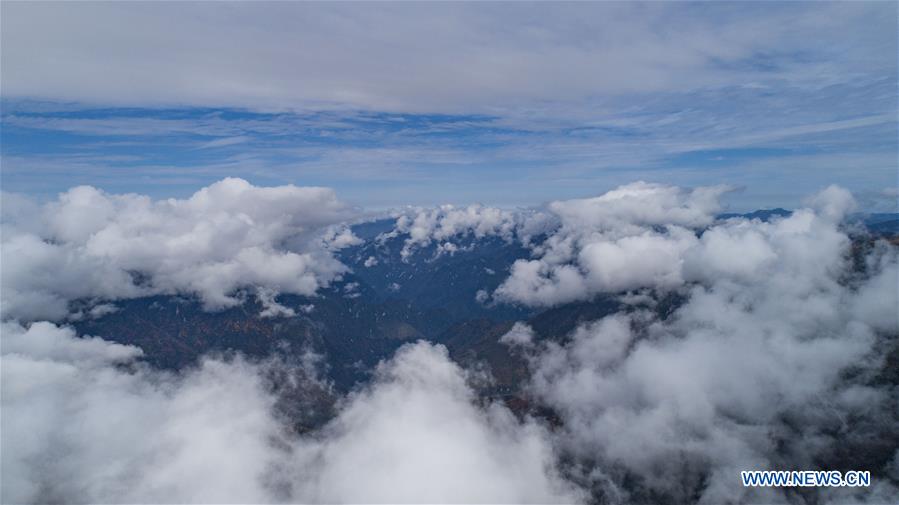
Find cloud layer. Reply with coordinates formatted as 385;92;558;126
385;203;554;260
502;186;899;503
2;180;896;503
494;182;731;306
2;3;894;114
1;322;578;503
1;178;356;321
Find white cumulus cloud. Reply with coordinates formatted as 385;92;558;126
1;178;356;321
1;322;582;504
504;185;899;503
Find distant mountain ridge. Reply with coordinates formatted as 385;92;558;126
717;208;793;221
717;208;899;236
861;213;899;235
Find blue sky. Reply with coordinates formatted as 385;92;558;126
1;2;896;211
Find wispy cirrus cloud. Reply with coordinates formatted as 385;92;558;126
1;2;895;208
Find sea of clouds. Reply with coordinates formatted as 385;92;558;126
1;179;896;503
